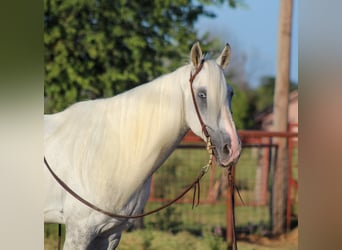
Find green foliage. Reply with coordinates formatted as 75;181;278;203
141;228;155;250
254;76;298;113
254;76;276;113
198;0;245;8
229;76;298;129
229;82;256;129
44;0;225;113
44;224;65;249
147;206;184;234
203;227;225;250
153;157;178;199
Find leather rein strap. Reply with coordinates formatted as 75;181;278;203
227;169;238;250
44;156;207;219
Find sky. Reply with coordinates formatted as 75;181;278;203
195;0;298;88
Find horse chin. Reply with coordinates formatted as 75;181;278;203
219;160;236;169
218;159;235;169
214;149;240;169
214;144;241;169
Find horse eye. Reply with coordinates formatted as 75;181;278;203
198;91;207;99
229;90;234;99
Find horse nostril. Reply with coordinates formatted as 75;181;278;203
223;144;230;156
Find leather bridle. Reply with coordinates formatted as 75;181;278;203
45;59;239;249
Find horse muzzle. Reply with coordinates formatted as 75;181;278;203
213;143;241;168
208;129;242;168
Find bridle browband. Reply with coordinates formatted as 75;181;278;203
45;59;239;249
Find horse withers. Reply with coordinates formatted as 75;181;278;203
44;42;241;249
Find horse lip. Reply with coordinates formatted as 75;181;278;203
219;159;234;168
221;159;238;168
206;127;241;168
212;147;232;168
213;147;240;168
218;157;239;168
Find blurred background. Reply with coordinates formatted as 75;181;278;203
44;0;298;249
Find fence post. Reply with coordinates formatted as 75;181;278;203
226;167;235;249
259;138;271;206
286;124;297;231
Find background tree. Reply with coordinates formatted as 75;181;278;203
224;43;256;130
254;76;297;113
44;0;240;113
229;82;255;129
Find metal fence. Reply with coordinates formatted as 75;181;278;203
143;127;298;240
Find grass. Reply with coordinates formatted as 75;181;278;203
44;224;65;250
143;203;270;232
45;225;297;250
119;229;298;250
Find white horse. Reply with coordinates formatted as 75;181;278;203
44;42;241;249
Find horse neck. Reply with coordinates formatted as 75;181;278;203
45;67;193;210
122;67;189;158
105;66;190;188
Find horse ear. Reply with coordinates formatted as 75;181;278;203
190;41;203;68
216;43;231;70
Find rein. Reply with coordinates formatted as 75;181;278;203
227;168;238;250
44;156;209;219
45;59;238;249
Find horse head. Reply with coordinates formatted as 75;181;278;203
184;42;241;168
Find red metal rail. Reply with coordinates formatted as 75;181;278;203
148;128;298;236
